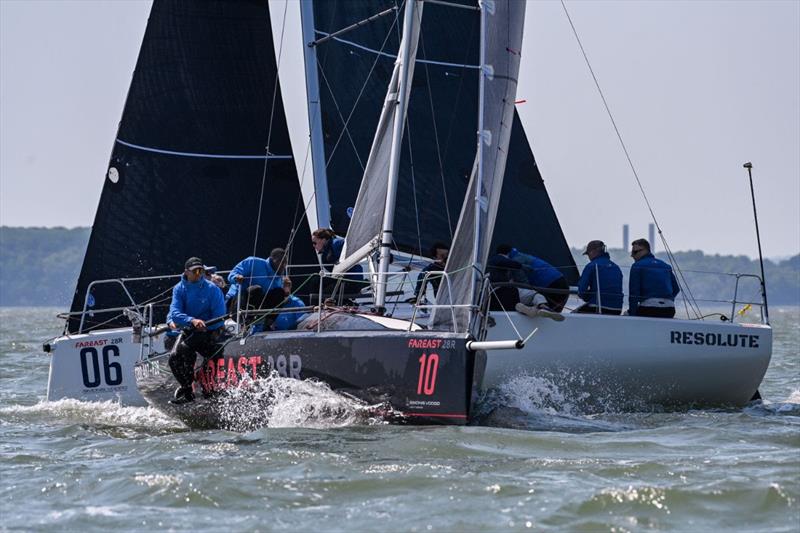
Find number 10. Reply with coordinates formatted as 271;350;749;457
417;352;439;395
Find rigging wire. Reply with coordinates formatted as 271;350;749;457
251;0;289;264
559;0;703;319
288;3;401;244
316;4;402;175
420;33;454;240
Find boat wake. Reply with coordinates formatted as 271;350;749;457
208;374;396;432
473;374;632;432
0;399;183;432
744;389;800;417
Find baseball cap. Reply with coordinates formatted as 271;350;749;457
184;257;205;271
582;240;605;255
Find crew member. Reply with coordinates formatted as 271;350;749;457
628;238;681;318
574;240;623;315
272;265;305;330
414;242;449;302
510;247;569;312
226;248;286;310
167;257;226;404
487;244;527;309
311;228;363;298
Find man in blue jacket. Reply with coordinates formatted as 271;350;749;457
510;247;569;312
167;257;227;404
628;238;681;318
575;240;623;315
226;248;286;310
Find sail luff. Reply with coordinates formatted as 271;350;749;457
269;0;331;231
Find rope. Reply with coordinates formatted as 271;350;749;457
559;0;702;319
420;33;454;239
250;1;289;264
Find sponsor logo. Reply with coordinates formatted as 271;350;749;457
196;354;302;393
670;331;759;348
408;338;443;349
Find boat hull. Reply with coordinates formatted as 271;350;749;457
135;330;480;429
484;312;772;410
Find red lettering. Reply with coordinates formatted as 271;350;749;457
248;356;262;380
216;358;225;385
408;339;443;349
226;358;238;387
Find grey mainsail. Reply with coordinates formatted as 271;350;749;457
432;0;527;331
334;1;424;273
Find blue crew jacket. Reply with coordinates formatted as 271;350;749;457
577;252;624;310
250;295;306;333
274;295;307;331
226;256;282;302
168;276;226;330
320;237;363;278
510;250;564;288
628;252;681;315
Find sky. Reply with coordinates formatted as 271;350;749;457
1;0;798;259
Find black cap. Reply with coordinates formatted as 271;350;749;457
184;257;204;271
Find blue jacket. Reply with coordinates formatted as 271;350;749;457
487;254;526;284
628;253;681;315
250;295;307;333
320;236;363;278
168;276;226;330
226;256;282;302
510;250;564;288
578;252;623;310
274;295;307;331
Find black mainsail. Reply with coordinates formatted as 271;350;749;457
68;0;317;332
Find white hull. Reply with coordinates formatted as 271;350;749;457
484;312;772;409
46;327;158;406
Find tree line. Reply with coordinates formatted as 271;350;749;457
0;226;797;308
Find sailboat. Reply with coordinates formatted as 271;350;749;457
44;0;771;423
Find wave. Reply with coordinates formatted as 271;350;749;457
0;398;183;430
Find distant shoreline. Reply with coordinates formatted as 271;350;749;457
1;226;798;307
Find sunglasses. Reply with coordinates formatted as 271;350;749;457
631;249;644;255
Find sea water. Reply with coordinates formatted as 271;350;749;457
1;307;798;531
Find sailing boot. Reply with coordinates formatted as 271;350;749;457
170;386;195;405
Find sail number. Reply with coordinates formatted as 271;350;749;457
416;352;440;396
80;345;122;388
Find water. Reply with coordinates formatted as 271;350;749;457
1;307;798;531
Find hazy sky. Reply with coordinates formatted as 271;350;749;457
1;0;798;259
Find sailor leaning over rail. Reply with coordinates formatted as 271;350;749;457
167;257;226;404
628;238;681;318
574;240;624;315
226;248;286;312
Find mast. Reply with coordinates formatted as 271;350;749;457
375;0;420;312
470;0;488;330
